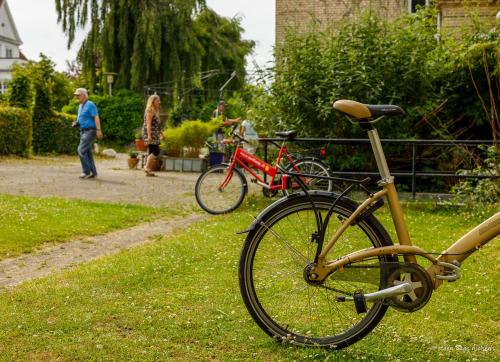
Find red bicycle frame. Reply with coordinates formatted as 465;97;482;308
221;144;299;191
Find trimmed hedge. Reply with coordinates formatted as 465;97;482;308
50;112;80;154
0;107;32;156
32;112;79;154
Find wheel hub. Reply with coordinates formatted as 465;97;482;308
303;262;324;285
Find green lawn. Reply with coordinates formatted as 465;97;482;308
0;194;179;259
0;197;497;361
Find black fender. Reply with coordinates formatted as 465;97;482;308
245;191;359;233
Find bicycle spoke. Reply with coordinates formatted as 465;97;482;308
258;220;309;264
195;165;246;214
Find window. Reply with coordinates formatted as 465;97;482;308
5;47;12;58
409;0;429;14
0;81;9;94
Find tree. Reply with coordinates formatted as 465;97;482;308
54;0;254;96
8;71;31;109
10;55;74;112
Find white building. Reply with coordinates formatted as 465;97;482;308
0;0;27;94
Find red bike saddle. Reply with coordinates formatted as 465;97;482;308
275;130;297;139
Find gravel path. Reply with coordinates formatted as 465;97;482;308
0;154;211;288
0;154;201;208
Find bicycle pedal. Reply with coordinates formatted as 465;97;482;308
353;291;367;314
250;178;257;183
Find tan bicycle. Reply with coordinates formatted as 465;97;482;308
238;99;499;349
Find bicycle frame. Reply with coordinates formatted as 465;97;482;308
310;127;500;289
225;141;299;192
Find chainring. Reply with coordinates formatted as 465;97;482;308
262;188;279;198
385;263;433;313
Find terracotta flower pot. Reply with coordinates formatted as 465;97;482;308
128;157;139;169
135;139;147;152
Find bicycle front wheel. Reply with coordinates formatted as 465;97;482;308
285;157;333;195
239;193;394;348
195;164;247;214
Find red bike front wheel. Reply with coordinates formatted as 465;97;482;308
195;164;247;214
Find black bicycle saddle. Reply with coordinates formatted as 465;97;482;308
333;100;404;119
275;130;297;139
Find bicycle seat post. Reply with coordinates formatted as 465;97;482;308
365;123;415;263
367;127;391;183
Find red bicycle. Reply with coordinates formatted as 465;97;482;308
195;129;333;214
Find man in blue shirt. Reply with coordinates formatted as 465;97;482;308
74;88;103;179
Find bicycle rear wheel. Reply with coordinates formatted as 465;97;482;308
195;164;247;214
284;157;333;195
239;193;394;348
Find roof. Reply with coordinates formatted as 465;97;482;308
0;0;23;46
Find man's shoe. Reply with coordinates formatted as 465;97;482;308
79;173;93;179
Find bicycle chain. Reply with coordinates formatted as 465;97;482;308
317;284;353;296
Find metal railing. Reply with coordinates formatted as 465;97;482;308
259;138;499;198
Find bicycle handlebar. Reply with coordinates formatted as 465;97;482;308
229;124;250;144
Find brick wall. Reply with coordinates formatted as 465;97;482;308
437;0;499;32
276;0;499;44
275;0;408;44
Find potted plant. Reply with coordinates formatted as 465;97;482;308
161;119;219;172
134;129;147;152
128;150;139;169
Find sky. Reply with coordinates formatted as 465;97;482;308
8;0;275;74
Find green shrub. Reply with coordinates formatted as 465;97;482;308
161;119;220;157
62;90;144;146
50;112;80;154
32;110;79;155
32;80;53;154
264;7;499;192
452;145;499;204
161;126;183;157
8;73;32;109
0;107;32;156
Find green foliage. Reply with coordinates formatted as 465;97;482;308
267;8;498;141
161;125;183;157
51;71;75;111
452;145;500;204
32;86;53;154
33;111;79;155
9;56;73;112
51;112;80;154
261;8;499;191
161;118;219;157
55;1;254;101
31;60;55;154
270;10;439;138
8;72;32;109
0;107;32;156
90;91;144;145
9;55;77;154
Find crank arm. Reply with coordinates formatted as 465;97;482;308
336;282;413;302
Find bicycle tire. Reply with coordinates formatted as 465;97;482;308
284;157;333;196
239;192;394;349
195;164;247;214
